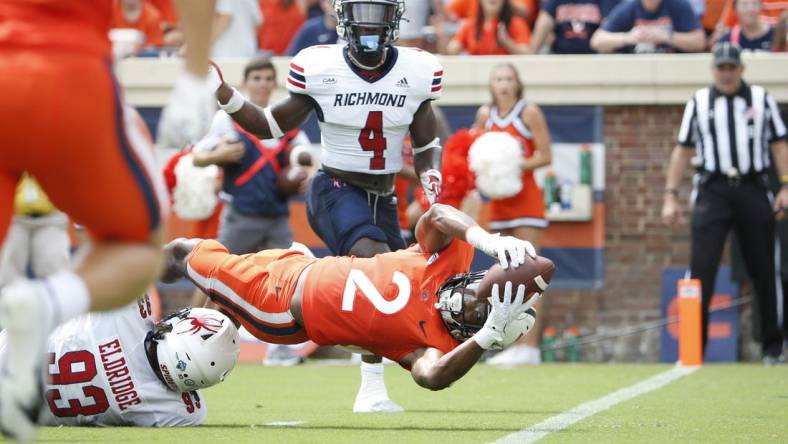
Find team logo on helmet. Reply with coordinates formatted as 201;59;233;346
178;315;223;336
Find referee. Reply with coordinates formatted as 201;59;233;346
662;43;788;364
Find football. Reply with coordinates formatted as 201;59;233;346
276;166;309;196
476;255;556;304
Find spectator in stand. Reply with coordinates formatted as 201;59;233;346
148;0;184;47
447;0;538;25
590;0;705;53
286;0;338;56
259;0;307;55
530;0;619;53
211;0;262;58
446;0;533;54
112;0;164;48
702;0;730;35
719;0;775;50
718;0;787;28
399;0;447;47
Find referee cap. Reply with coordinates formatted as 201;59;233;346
712;42;742;66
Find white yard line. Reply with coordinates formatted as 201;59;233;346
264;421;305;427
490;365;698;444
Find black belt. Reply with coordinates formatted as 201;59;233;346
699;171;767;187
322;166;396;194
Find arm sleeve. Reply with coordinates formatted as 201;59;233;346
677;98;697;147
602;2;633;32
766;93;788;143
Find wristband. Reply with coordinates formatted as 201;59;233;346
218;87;245;114
473;327;501;350
465;226;491;251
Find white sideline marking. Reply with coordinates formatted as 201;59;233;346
491;365;698;444
265;421;305;427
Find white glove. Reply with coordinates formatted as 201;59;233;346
465;226;536;269
420;169;442;205
473;281;530;350
157;70;216;149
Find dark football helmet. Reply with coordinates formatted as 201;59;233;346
435;271;490;340
435;270;539;341
334;0;405;58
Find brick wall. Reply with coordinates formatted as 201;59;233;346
541;105;697;362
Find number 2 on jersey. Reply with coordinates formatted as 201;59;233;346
342;269;411;314
358;111;387;170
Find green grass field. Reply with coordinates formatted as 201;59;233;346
37;363;787;443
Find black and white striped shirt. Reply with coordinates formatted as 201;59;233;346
677;83;787;175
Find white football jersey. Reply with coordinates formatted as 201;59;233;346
287;44;443;174
0;295;207;427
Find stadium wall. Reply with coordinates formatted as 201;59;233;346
127;54;788;361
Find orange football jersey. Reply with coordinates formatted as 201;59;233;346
301;239;474;364
0;0;112;56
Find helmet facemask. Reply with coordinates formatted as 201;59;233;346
335;0;404;60
435;271;490;341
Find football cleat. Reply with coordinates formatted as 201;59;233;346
0;279;53;443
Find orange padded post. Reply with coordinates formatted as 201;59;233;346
678;278;703;367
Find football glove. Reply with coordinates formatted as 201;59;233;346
474;281;529;350
420;169;442;205
465;226;536;269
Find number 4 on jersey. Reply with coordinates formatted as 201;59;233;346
358;111;387;170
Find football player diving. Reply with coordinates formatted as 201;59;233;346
162;204;555;392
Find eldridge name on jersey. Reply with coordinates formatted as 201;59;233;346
287;44;443;175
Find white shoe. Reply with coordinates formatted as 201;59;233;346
353;397;404;413
0;279;53;443
486;345;542;366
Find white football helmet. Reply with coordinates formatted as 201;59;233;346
147;307;240;393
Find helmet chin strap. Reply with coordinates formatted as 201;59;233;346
347;44;388;70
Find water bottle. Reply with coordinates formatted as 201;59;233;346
560;182;572;210
541;326;558;362
565;327;580;362
579;145;592;186
543;170;556;209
